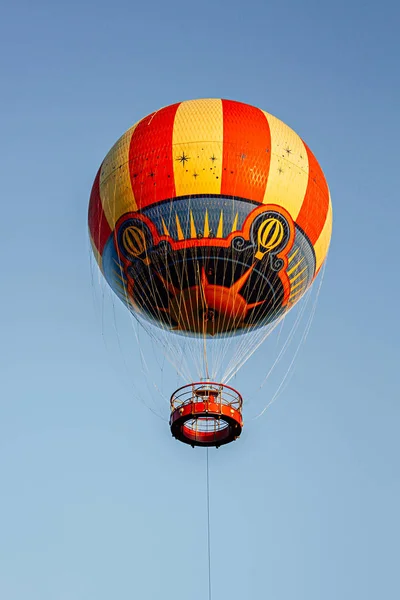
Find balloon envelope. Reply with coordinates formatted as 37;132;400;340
89;99;332;339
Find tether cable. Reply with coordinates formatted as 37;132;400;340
206;448;212;600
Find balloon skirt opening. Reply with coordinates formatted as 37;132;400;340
170;382;243;448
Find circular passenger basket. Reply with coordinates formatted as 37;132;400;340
170;382;243;448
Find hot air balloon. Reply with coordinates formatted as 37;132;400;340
88;99;332;447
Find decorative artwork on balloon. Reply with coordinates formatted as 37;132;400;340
103;197;316;337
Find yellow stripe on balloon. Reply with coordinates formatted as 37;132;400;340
287;257;305;277
172;99;223;197
261;111;309;221
203;209;210;237
313;190;333;273
216;211;224;238
99;123;138;230
161;217;170;236
231;213;239;232
176;214;185;240
189;210;197;238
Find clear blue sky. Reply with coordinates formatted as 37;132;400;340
1;1;399;598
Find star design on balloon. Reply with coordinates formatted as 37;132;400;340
176;152;190;166
284;147;292;156
210;154;217;163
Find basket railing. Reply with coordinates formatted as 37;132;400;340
170;381;243;414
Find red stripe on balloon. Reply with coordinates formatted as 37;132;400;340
296;143;329;246
88;165;112;254
221;100;271;203
128;103;180;209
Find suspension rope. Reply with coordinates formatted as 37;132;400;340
206;447;212;600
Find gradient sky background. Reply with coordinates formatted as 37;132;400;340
1;1;399;598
